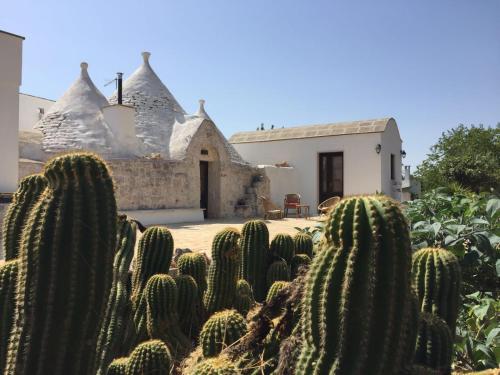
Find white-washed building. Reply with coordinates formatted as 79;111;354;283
230;118;404;211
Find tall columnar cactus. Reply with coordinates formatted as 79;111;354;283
266;281;290;303
270;233;295;264
0;259;19;373
106;357;128;375
240;219;270;302
266;259;290;289
234;279;255;317
95;217;138;375
125;340;172;375
291;253;311;279
131;226;174;307
2;174;47;260
192;356;240;375
177;252;208;297
204;228;241;315
175;274;204;338
414;312;453;373
296;195;413;375
6;152;117;375
412;247;462;334
293;232;313;258
200;310;248;358
144;274;191;357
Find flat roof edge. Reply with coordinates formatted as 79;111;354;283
0;30;26;40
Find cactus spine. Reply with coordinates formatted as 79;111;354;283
175;274;204;338
125;339;172;375
234;279;255;317
266;259;290;289
200;310;248;358
6;153;117;375
296;196;413;375
144;274;191;357
106;357;128;375
95;217;137;375
414;312;453;373
412;247;462;334
131;226;174;307
240;220;270;302
270;233;295;264
204;228;241;315
192;356;240;375
293;232;313;258
2;174;47;260
177;252;208;297
266;281;290;303
0;259;19;373
291;253;311;279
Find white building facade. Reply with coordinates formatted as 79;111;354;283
230;118;403;211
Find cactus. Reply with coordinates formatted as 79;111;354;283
296;195;413;375
177;252;208;297
270;233;295;263
106;357;128;375
175;274;204;338
240;219;270;302
2;174;47;260
6;152;117;375
412;247;462;334
414;312;453;373
293;232;313;258
204;228;241;315
125;339;172;375
265;281;290;303
131;226;174;307
95;217;137;375
234;279;255;317
142;274;192;357
200;309;248;357
192;356;240;375
291;253;311;279
266;259;290;289
0;259;19;373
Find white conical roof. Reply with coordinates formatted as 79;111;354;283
109;52;186;155
36;62;113;153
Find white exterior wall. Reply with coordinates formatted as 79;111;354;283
0;31;23;192
102;104;140;157
233;132;384;209
258;165;299;208
19;93;54;132
379;120;403;200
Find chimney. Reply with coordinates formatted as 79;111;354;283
117;72;123;105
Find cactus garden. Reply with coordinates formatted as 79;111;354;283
0;152;497;374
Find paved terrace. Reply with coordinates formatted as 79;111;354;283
166;217;321;256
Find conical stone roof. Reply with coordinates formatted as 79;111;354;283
36;62;113;153
109;52;186;155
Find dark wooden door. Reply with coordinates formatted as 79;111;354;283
318;152;343;204
200;161;209;218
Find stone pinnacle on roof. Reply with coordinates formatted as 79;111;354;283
35;61;113;153
196;99;212;120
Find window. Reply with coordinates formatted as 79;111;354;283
201;149;209;155
390;154;395;180
38;107;45;119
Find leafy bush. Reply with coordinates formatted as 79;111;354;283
405;188;499;296
454;292;500;371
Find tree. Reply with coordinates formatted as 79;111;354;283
415;124;500;192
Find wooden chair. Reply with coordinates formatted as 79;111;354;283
318;196;341;215
258;196;283;220
284;193;301;217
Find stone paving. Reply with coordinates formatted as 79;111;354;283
166;217;322;256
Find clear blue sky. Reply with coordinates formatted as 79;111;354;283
2;0;499;168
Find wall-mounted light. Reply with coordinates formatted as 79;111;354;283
375;144;382;154
400;150;406;158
